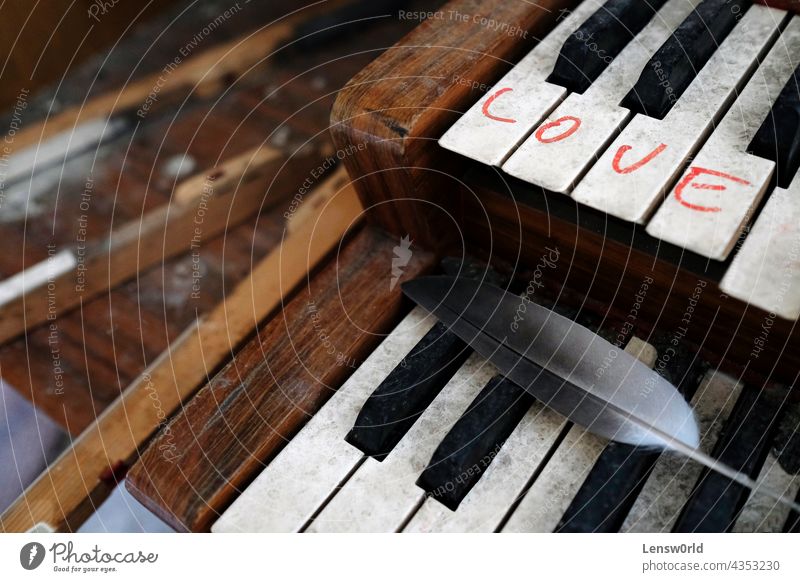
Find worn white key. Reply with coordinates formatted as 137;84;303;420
502;337;658;533
646;18;800;260
573;6;785;224
306;354;494;532
720;183;800;319
211;308;435;533
438;1;604;166
733;452;800;532
622;370;743;532
503;0;698;193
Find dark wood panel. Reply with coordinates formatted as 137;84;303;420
330;0;579;250
125;227;436;531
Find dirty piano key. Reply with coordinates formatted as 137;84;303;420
621;371;743;532
647;17;800;260
573;5;784;224
719;183;800;319
210;308;435;532
673;386;787;532
749;64;800;189
501;337;658;533
305;354;494;532
404;401;567;532
347;259;504;459
546;0;669;95
504;0;697;193
733;401;800;532
345;321;471;460
557;339;705;532
438;0;601;166
415;376;534;510
622;0;753;120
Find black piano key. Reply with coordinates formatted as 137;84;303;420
672;386;787;533
416;376;534;510
621;0;752;119
346;259;507;460
749;65;800;188
556;337;706;532
345;321;471;460
547;0;668;94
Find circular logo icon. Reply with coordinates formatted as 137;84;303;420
20;542;46;570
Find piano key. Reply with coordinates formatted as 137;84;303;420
673;386;787;532
546;0;669;95
719;182;800;319
504;0;698;193
621;370;743;532
557;338;706;532
733;401;800;532
210;307;435;533
415;375;533;510
749;63;800;189
345;321;471;459
306;353;495;532
572;5;784;224
621;0;753;120
501;337;657;533
646;17;800;260
438;1;602;166
403;402;567;532
346;259;505;459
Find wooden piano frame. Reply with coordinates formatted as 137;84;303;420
331;0;800;388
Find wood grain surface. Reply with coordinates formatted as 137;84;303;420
125;227;435;531
0;177;364;533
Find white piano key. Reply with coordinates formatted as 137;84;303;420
211;307;435;533
306;353;495;532
720;183;800;320
572;6;785;224
403;402;567;533
732;453;800;532
438;1;604;166
621;370;743;533
501;337;658;533
503;0;699;193
646;17;800;260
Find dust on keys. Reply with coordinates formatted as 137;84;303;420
440;0;800;321
212;276;800;533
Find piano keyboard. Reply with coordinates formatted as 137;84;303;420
211;305;800;533
440;0;800;318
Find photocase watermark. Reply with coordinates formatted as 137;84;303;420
451;74;492;94
595;274;654;381
750;230;800;360
390;235;413;291
510;246;560;333
0;87;30;210
137;2;245;118
425;442;504;500
45;244;66;396
398;9;528;39
74;174;94;293
284;141;367;221
87;0;121;22
307;300;358;368
143;372;179;463
641;280;706;399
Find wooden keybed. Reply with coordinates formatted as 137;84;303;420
330;0;800;387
